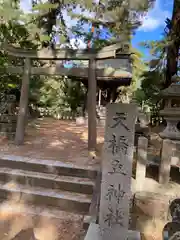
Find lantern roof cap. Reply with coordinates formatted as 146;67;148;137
161;75;180;98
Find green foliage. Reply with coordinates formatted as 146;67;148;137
0;0;22;22
25;0;156;47
0;0;40;98
134;68;165;122
117;47;147;102
134;88;146;104
38;76;86;114
0;22;35;94
70;0;155;40
141;70;164;102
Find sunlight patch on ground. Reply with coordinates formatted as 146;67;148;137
34;219;59;240
49;140;65;147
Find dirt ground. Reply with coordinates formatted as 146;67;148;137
0;118;104;167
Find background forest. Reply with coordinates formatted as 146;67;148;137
0;0;179;123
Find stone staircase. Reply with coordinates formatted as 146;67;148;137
0;155;97;222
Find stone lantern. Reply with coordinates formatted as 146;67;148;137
0;94;17;139
159;75;180;140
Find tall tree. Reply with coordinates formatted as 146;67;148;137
28;0;156;48
140;0;180;88
165;0;180;86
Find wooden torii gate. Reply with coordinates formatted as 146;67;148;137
2;43;131;150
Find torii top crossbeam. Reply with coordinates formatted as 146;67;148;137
2;42;130;60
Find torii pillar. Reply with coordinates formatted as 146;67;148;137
88;57;97;151
15;58;30;145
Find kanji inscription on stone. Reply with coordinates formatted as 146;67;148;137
99;103;137;240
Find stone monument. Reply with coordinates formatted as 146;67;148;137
159;75;180;140
0;93;17;139
85;103;140;240
99;103;137;240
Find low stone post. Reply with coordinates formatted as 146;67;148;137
159;139;173;184
136;136;148;191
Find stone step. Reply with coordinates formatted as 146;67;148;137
0;154;97;179
0;168;94;195
0;181;92;214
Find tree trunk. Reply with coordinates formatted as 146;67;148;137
165;0;180;87
166;43;179;87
